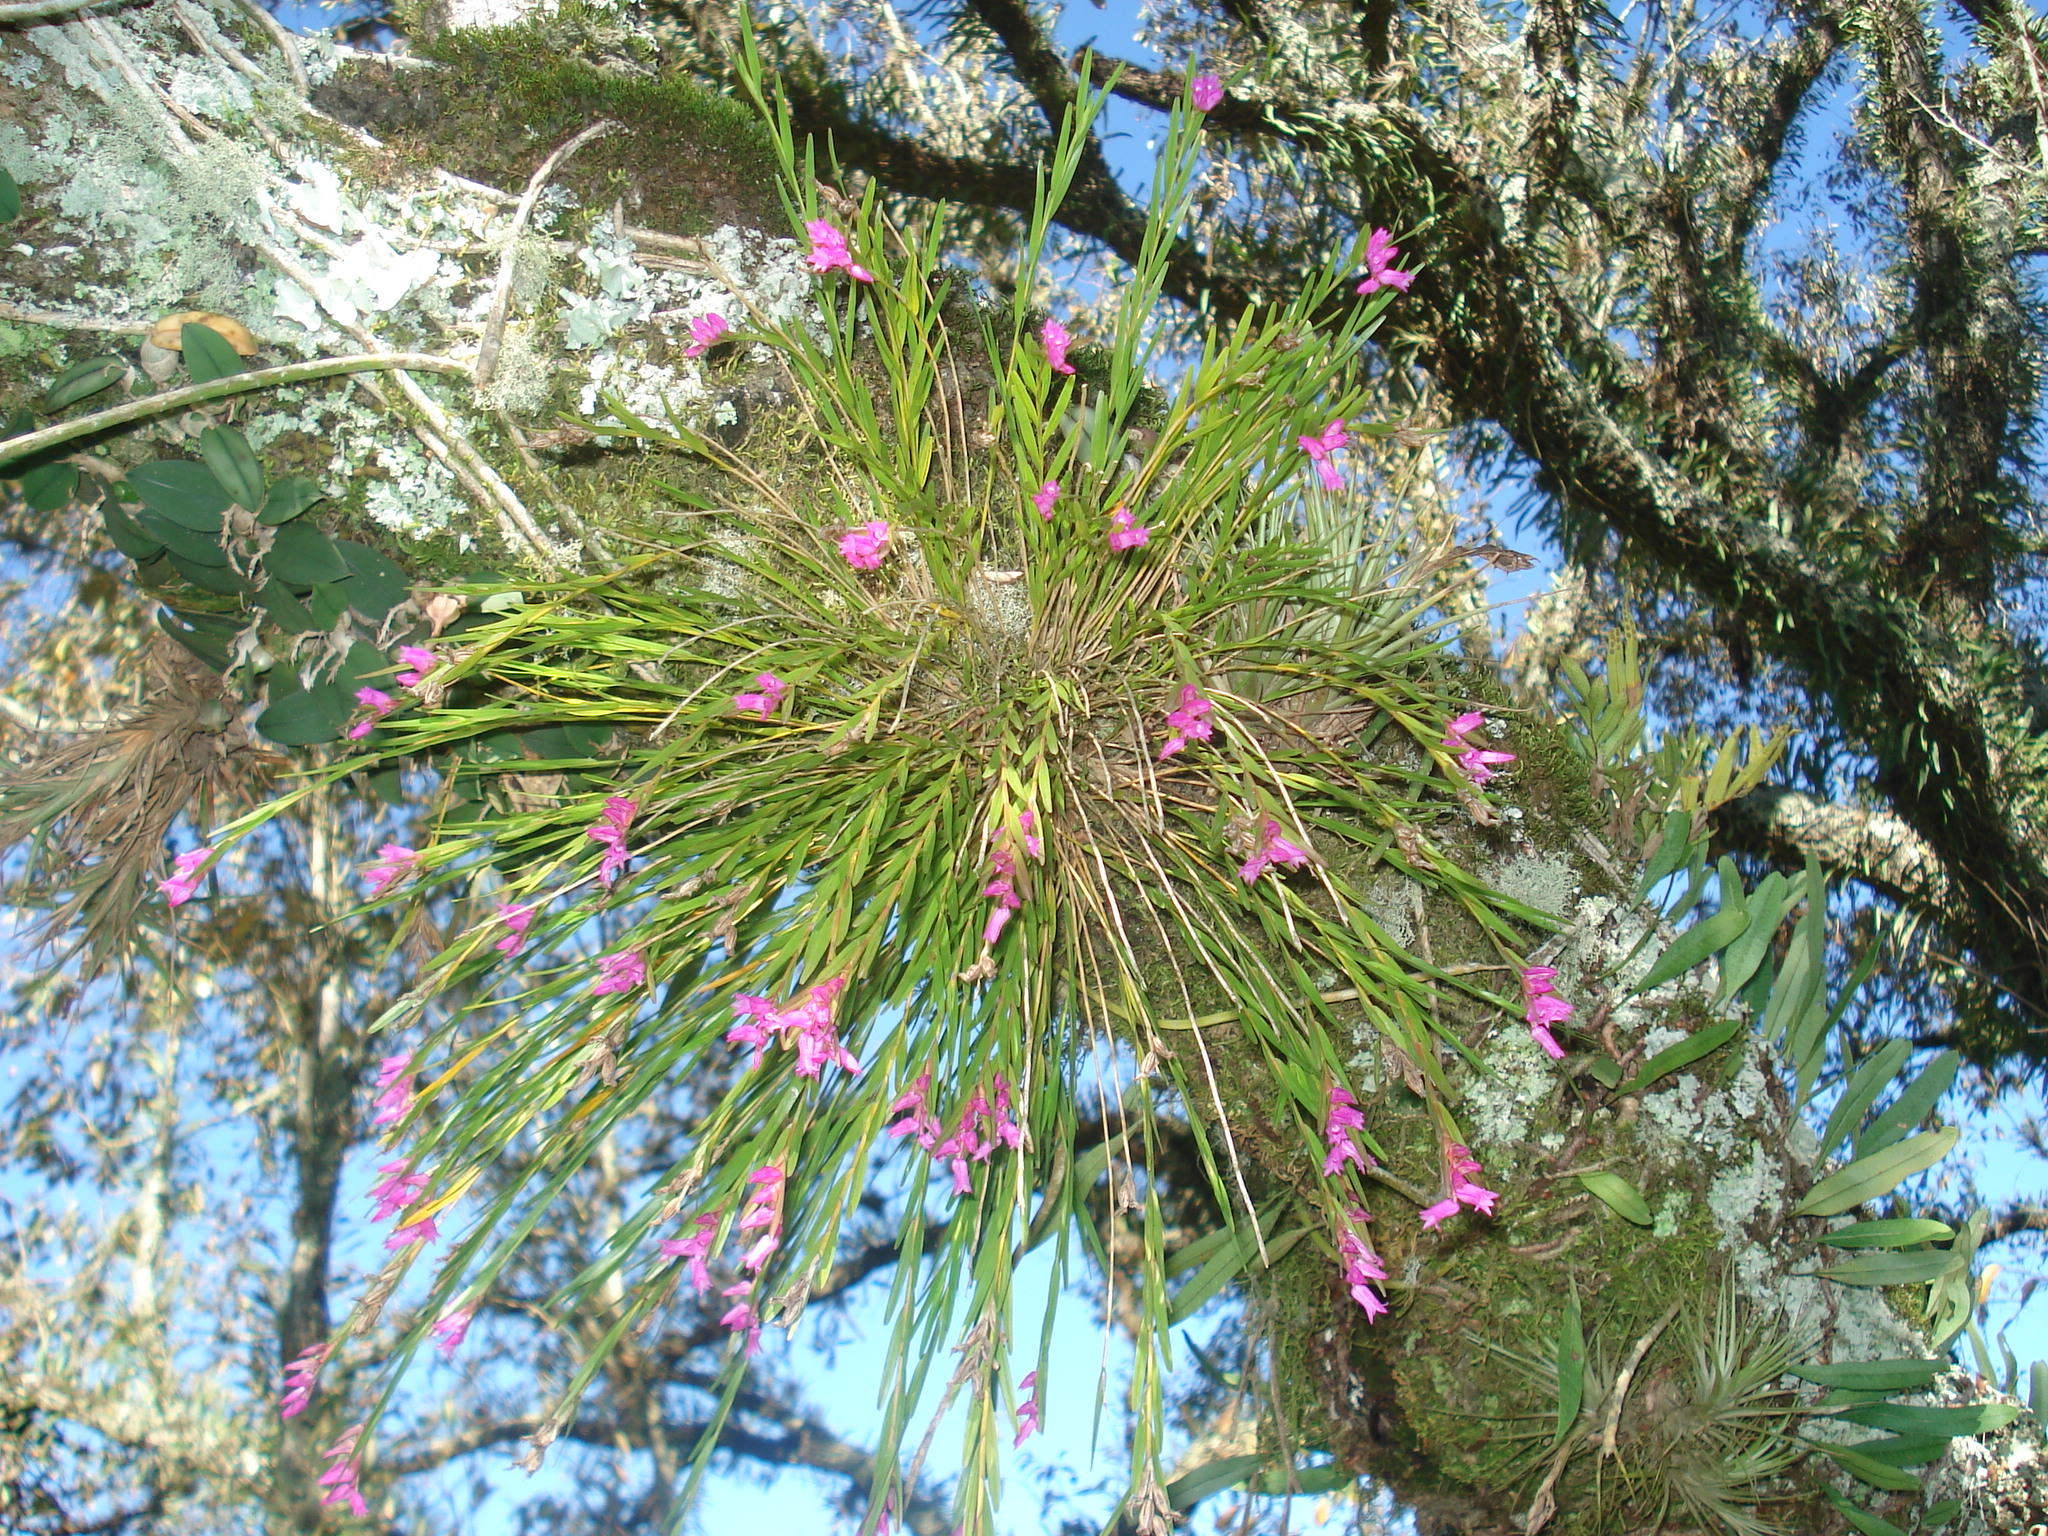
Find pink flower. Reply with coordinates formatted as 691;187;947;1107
347;686;396;740
659;1212;722;1294
981;814;1041;948
1158;684;1215;760
1032;480;1059;519
395;645;439;689
1337;1207;1388;1319
737;1163;786;1273
364;844;420;897
318;1423;369;1519
1107;506;1150;552
1239;819;1312;884
279;1342;327;1419
1321;1084;1370;1177
368;1158;427;1224
157;847;211;907
593;949;646;996
1041;317;1076;376
1014;1370;1043;1447
384;1213;439;1252
684;312;729;358
1422;1144;1499;1227
839;519;893;570
1419;1197;1461;1229
1521;967;1573;1059
806;219;874;283
495;902;534;957
719;1281;763;1353
886;1070;942;1150
370;1052;414;1129
1355;227;1414;296
725;980;859;1076
1444;711;1516;786
586;795;638;888
1298;419;1348;493
430;1305;474;1360
733;672;788;719
1191;74;1223;112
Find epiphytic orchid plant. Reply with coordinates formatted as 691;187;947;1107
191;39;1569;1535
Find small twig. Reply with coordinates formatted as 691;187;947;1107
0;300;152;336
80;16;198;157
1598;1302;1681;1460
0;0;120;21
475;121;620;389
228;0;308;96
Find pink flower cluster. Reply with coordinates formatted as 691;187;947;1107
1041;318;1075;375
1032;480;1059;519
807;220;874;283
1239;819;1311;884
594;948;646;996
318;1424;368;1518
657;1164;787;1354
1337;1206;1388;1320
370;1052;414;1129
348;686;395;740
430;1305;474;1360
586;795;638;888
660;1212;722;1294
1108;506;1150;552
735;1162;787;1274
839;519;893;570
1419;1144;1498;1229
495;902;534;957
1521;965;1573;1060
1014;1370;1042;1447
733;672;788;719
396;645;439;689
726;978;860;1078
364;843;419;897
981;810;1041;947
158;847;211;907
684;312;729;358
1321;1084;1371;1176
1298;419;1347;492
368;1157;438;1250
1157;685;1214;761
279;1342;327;1419
1443;711;1515;786
1356;228;1414;296
886;1069;1024;1196
1191;74;1223;112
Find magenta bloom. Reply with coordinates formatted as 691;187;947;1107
593;948;646;996
1158;684;1215;760
370;1052;415;1129
981;812;1041;948
318;1424;369;1519
1191;74;1223;111
737;1163;787;1274
1107;506;1150;552
158;846;211;907
495;902;535;957
1443;710;1517;786
1321;1084;1370;1177
395;645;439;689
1032;480;1059;519
886;1069;942;1150
368;1158;427;1224
1521;966;1573;1059
724;979;859;1077
363;843;420;898
684;312;729;358
1014;1370;1043;1447
1041;317;1076;376
733;672;788;719
1356;227;1415;296
1337;1207;1388;1320
586;795;638;888
430;1305;474;1361
1239;819;1312;884
1298;419;1348;493
1423;1144;1499;1228
347;686;396;740
384;1213;439;1252
838;519;893;570
660;1212;722;1294
279;1342;327;1419
806;219;875;283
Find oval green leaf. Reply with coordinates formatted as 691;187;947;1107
127;460;232;530
131;507;228;566
18;458;79;511
1617;1017;1743;1096
198;425;265;509
181;320;245;383
267;522;349;586
166;552;252;597
1577;1170;1653;1226
1791;1127;1960;1218
0;166;18;223
1632;902;1751;995
336;539;412;619
255;681;352;747
1819;1219;1955;1249
44;355;128;412
260;474;327;525
102;499;165;562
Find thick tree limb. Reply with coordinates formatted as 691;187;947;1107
1717;787;1955;912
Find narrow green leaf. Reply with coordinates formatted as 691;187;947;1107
1817;1219;1955;1249
1636;808;1695;897
1632;902;1750;996
1168;1226;1303;1325
1576;1170;1652;1225
1554;1289;1584;1444
1791;1128;1960;1218
0;166;19;223
1716;870;1785;1000
1818;1039;1911;1161
2032;1359;2048;1425
1788;1359;1947;1391
1812;1444;1921;1494
1837;1402;2020;1437
181;320;244;383
44;356;128;412
1824;1490;1913;1533
1855;1051;1959;1159
1814;1250;1957;1287
1165;1453;1268;1511
198;425;265;509
1922;1497;1963;1530
1251;1462;1350;1496
1616;1017;1743;1096
1584;1057;1622;1088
